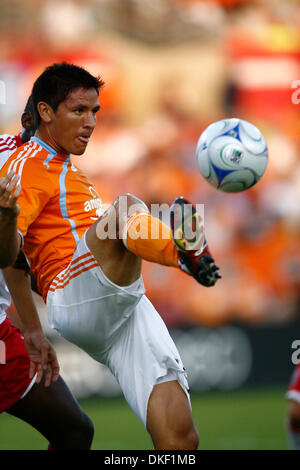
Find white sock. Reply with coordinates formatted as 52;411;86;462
287;430;300;450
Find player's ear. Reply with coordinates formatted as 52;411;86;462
37;102;54;124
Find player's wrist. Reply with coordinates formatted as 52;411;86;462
23;323;43;335
0;205;20;219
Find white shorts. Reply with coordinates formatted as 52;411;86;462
46;233;190;426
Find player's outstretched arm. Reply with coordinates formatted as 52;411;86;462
0;171;21;268
3;265;60;387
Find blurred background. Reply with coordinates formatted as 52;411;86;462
0;0;300;449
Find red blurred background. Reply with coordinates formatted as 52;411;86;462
1;0;299;328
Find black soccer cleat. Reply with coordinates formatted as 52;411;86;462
170;197;221;287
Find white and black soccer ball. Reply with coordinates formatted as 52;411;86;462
196;118;268;193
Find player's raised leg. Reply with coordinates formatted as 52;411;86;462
85;194;217;449
86;193;220;287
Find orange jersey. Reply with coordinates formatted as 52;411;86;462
0;137;103;300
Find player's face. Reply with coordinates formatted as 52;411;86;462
49;87;100;155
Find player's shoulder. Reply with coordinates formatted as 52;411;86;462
0;139;47;176
7;139;46;163
0;134;18;153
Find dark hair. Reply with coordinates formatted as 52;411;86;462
24;95;34;114
31;62;104;127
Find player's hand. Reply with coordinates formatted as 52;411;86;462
0;171;21;217
23;330;60;387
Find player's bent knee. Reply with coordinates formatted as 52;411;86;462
188;427;199;450
94;194;149;242
114;193;149;216
158;425;199;450
172;426;199;450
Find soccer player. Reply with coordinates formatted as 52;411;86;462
286;364;300;449
0;103;94;450
0;63;221;450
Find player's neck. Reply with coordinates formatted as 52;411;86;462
35;128;68;156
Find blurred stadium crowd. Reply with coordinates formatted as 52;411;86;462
0;0;299;328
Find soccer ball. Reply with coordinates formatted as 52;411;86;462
196;118;268;193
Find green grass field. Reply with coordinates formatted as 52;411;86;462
0;386;290;450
